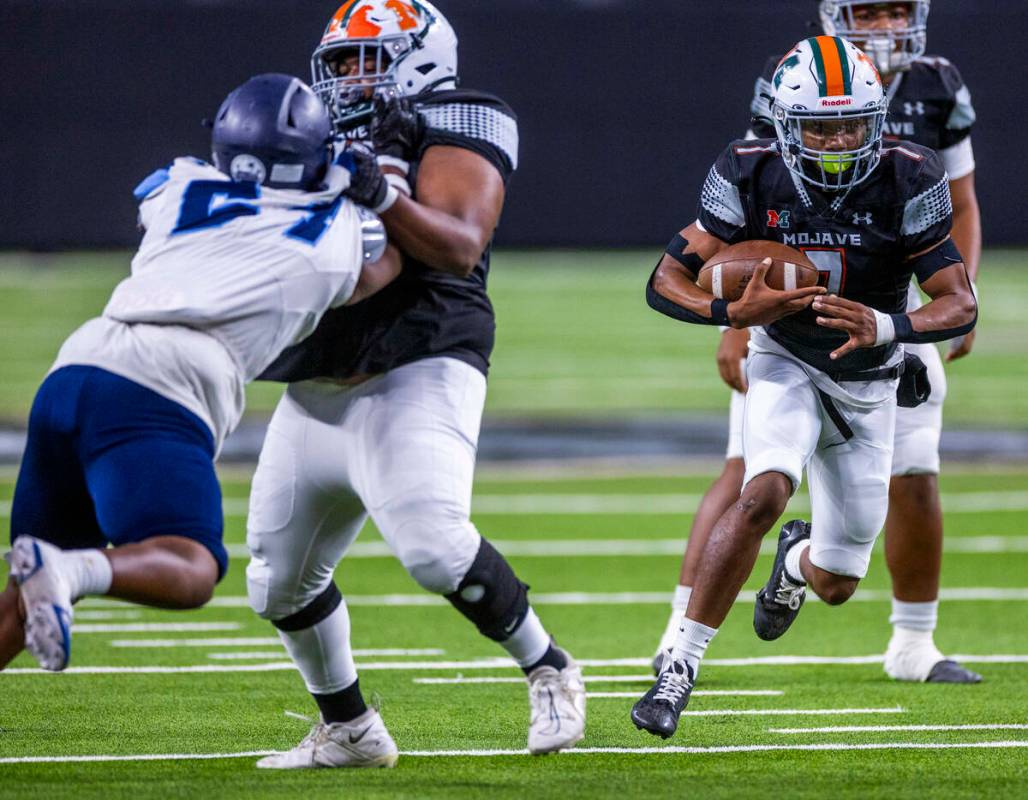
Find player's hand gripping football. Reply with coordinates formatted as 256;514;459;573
813;294;880;360
716;328;750;392
727;258;826;329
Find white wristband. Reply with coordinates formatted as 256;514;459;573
385;173;411;197
373;183;400;214
376;155;410;176
872;309;895;346
970;281;979;302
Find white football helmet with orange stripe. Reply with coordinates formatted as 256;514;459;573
819;1;930;75
771;36;888;192
312;0;458;128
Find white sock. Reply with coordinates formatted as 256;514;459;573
890;598;939;633
277;600;358;695
784;541;810;584
670;616;718;681
657;585;692;654
500;607;551;668
61;549;113;601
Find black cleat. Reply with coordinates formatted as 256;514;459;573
926;659;983;684
651;649;667;677
630;654;694;739
753;520;811;641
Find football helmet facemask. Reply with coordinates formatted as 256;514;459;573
771;36;888;192
311;0;458;131
819;0;930;75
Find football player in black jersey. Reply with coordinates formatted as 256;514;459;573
651;0;983;685
631;36;976;740
246;2;585;767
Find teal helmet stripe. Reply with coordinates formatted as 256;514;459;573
831;36;854;96
806;37;830;97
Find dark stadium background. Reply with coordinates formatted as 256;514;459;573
2;0;1026;250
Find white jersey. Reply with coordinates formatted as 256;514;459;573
53;157;367;451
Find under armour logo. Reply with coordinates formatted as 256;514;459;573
852;212;873;225
903;101;926;116
767;209;791;229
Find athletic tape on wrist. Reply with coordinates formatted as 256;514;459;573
385;173;411;197
373;183;400;214
872;309;896;346
376;155;410;176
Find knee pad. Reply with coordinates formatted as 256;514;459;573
270;582;343;632
445;538;529;642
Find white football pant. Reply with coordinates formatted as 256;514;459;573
742;351;897;579
246;357;487;622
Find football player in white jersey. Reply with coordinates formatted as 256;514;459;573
651;0;983;685
0;75;398;681
244;1;586;768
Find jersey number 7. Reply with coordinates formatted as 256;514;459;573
801;248;847;295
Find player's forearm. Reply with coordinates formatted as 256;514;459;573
346;244;403;306
893;291;977;344
381;195;489;278
647;260;729;327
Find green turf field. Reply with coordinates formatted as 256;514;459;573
1;465;1026;799
0;249;1025;425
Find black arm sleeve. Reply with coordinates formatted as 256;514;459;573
891;307;976;344
646;267;730;327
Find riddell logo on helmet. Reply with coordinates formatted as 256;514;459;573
820;98;853;107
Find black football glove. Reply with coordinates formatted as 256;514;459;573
336;144;395;212
370;94;423;169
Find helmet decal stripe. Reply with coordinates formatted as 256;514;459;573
831;36;854;96
809;36;847;97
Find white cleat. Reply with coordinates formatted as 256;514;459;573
527;651;586;755
9;536;73;672
884;632;981;684
256;709;399;769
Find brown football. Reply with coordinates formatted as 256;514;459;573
697;241;820;302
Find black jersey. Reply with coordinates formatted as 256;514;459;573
697;140;954;374
749;55;976;152
260;89;518;383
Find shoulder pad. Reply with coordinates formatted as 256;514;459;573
897;149;951;238
700;144;746;229
416;89;519;172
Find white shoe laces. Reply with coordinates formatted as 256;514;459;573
773;572;806;610
652;668;692;705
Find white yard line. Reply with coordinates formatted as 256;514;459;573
73;622;241;634
412;676;782;695
678;707;904;717
10;654;1028;676
218;536;1028;560
770;724;1028;734
110;637;281;648
6;491;1028;520
108;636;443;657
587;692;785;699
5;740;1028;764
75;611;143;621
207;651;286;660
117;588;1028;607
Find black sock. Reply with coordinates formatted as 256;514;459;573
312;678;368;724
522;644;568;675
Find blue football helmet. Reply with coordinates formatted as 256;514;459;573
212;74;333;190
